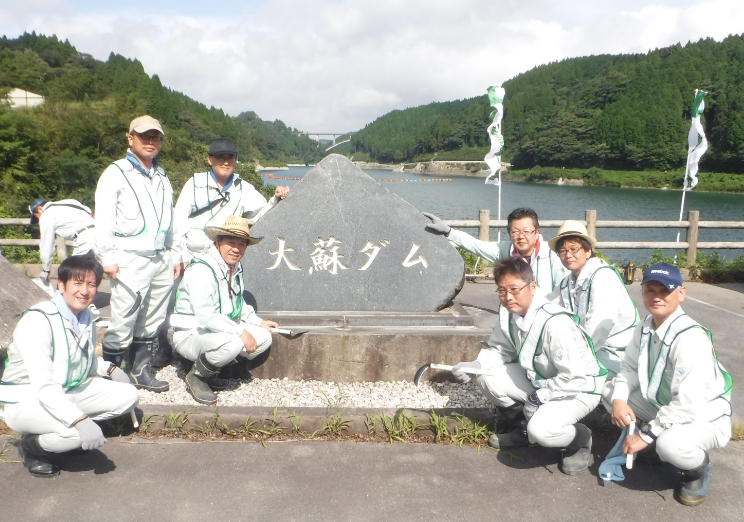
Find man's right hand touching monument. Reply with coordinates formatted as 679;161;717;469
422;212;451;235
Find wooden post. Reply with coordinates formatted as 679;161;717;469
479;209;491;241
55;235;68;262
686;210;699;265
585;210;597;238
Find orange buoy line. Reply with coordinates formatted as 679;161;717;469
376;178;453;182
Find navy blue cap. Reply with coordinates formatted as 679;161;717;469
208;138;238;157
29;198;48;224
642;262;683;290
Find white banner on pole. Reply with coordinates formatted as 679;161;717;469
484;86;505;186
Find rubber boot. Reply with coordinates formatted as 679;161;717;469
102;346;124;368
151;329;173;369
185;355;219;405
488;404;529;449
674;453;711;506
560;423;592;475
128;340;169;393
17;435;59;478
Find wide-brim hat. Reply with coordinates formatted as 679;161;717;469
129;115;165;136
548;219;597;252
205;215;261;245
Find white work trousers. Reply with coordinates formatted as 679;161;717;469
173;326;272;367
72;228;96;257
104;250;174;352
601;381;731;470
3;378;139;453
477;363;600;448
598;346;623;381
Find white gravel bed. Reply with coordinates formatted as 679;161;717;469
137;361;492;410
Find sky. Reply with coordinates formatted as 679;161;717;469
2;0;743;132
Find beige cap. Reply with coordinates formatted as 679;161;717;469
129;115;165;136
548;220;597;252
205;215;262;245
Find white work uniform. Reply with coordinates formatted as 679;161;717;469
173;171;278;262
95;152;179;353
549;257;639;377
37;200;95;273
0;297;139;453
603;307;732;470
475;295;605;448
170;246;272;367
447;229;567;295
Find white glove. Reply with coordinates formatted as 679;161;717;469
75;418;106;451
109;366;132;384
39;270;50;286
422;212;451;235
451;361;481;384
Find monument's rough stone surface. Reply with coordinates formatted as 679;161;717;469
243;155;464;312
0;256;50;349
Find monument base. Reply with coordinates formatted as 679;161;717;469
248;303;490;382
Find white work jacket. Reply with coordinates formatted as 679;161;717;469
94;153;179;266
476;295;605;403
0;300;109;427
447;229;567;295
173;172;278;262
37;200;94;272
611;307;732;436
171;246;263;336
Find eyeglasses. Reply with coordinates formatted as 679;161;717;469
509;229;536;239
135;132;163;143
496;282;531;298
558;246;584;258
211;154;237;164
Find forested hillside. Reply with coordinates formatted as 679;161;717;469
0;32;325;219
350;35;744;174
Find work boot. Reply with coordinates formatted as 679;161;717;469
185;355;220;405
128;339;169;393
560;423;592;475
488;405;529;449
102;346;124;368
150;335;173;369
17;435;59;478
674;453;711;506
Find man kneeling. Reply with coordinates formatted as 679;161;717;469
452;257;607;475
0;254;139;478
602;263;732;506
170;216;277;405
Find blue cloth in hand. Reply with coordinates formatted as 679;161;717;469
598;425;636;482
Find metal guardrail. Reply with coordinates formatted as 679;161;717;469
2;210;744;265
444;210;744;264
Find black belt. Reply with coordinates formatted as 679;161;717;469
74;224;95;238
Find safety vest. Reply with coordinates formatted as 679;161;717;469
501;241;558;291
111;159;173;251
189;172;243;230
499;302;607;393
172;252;244;327
559;263;640;349
0;301;95;404
638;314;732;420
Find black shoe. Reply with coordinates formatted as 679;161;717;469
488;426;530;449
675;453;711;506
128;340;169;393
102;346;124;368
17;436;60;478
560;423;592;476
185;355;220;405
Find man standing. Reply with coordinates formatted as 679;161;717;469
603;263;732;506
29;198;95;289
95;115;181;392
0;254;139;478
423;207;567;294
173;137;288;263
451;257;607;475
170;216;277;405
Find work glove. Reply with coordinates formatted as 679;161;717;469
451;361;481;384
75;418;106;451
422;212;451;235
109;366;132;384
39;270;50;286
523;390;542;422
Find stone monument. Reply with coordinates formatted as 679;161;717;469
242;155;464;312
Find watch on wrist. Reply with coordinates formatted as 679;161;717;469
107;363;117;376
640;423;657;441
527;390;542;406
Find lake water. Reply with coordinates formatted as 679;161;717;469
261;166;744;263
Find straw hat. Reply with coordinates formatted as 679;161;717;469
548;220;597;252
205;215;261;245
